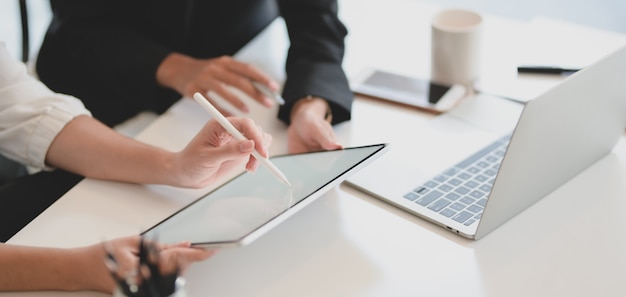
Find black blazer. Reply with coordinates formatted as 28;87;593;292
37;0;352;126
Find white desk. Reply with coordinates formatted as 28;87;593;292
6;0;626;296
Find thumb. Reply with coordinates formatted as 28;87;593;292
320;138;342;151
315;127;342;151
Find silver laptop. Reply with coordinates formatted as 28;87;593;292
347;45;626;240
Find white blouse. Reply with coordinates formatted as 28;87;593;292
0;43;91;170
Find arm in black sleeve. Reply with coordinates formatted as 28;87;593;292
276;0;353;125
37;0;180;123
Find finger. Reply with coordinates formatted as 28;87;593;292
255;124;272;151
161;241;217;258
310;119;342;150
245;156;259;173
171;247;216;262
318;131;343;151
161;241;192;250
245;131;272;172
189;59;249;113
223;58;274;86
230;118;270;158
264;131;273;148
221;60;278;106
226;75;274;107
208;83;249;113
211;139;256;161
159;248;216;275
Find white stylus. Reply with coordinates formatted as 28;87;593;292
193;92;291;186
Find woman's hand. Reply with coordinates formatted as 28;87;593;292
169;117;272;188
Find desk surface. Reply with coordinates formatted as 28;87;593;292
6;0;626;296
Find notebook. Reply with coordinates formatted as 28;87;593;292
346;45;626;240
142;144;388;248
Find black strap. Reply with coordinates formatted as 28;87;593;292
19;0;30;62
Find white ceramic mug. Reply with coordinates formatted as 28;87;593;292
431;9;483;89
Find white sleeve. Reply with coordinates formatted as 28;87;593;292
0;43;91;170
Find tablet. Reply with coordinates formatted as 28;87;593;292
141;143;389;248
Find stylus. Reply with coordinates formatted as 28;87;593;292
193;92;291;186
251;81;285;105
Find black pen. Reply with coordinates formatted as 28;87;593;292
517;65;581;75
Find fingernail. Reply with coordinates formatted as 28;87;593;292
239;140;254;152
246;162;258;173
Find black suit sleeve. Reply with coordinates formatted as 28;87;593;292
277;0;353;125
37;0;178;125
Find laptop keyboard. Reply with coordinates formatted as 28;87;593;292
403;135;511;226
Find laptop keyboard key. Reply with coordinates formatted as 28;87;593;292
467;205;484;213
453;211;473;223
484;169;497;176
403;192;419;201
464;180;479;188
464;219;476;226
460;197;476;205
414;186;428;194
467;167;481;174
457;172;471;180
449;178;462;186
440;208;457;217
450;202;466;211
428;199;451;212
444;167;459;176
477;161;489;168
415;190;443;206
475;175;488;182
486;155;499;162
455;186;470;195
469;190;485;199
445;192;461;201
434;175;448;182
438;184;454;192
424;181;439;188
479;184;491;193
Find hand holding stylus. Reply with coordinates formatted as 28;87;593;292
193;92;291;186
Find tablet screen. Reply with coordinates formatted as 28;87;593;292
141;144;388;247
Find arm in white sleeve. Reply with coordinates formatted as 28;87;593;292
0;43;91;170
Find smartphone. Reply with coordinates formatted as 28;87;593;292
352;69;467;113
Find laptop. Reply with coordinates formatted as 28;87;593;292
142;144;388;248
346;45;626;240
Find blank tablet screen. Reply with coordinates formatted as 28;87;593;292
141;144;388;247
